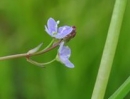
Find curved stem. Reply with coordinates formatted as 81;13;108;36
0;40;62;61
41;39;55;51
27;58;56;67
32;39;62;56
91;0;128;99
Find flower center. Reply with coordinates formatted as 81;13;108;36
52;32;57;36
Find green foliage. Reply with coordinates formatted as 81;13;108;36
0;0;130;99
109;76;130;99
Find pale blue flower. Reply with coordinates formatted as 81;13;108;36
45;18;73;39
57;42;74;68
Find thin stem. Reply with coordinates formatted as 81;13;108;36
0;53;27;61
41;39;55;51
27;58;56;67
33;39;62;56
91;0;127;99
0;40;62;61
43;58;56;65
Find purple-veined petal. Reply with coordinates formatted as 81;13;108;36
45;18;74;40
58;42;74;68
45;18;58;36
58;41;65;53
56;26;73;39
59;45;71;58
45;25;52;36
59;57;74;68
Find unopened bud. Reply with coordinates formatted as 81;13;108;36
27;43;43;55
64;26;76;42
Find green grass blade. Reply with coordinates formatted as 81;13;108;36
109;76;130;99
91;0;128;99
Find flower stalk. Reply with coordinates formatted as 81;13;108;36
0;39;62;61
91;0;128;99
27;58;56;67
0;18;76;68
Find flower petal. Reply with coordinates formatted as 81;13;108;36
60;57;74;68
58;41;64;52
56;26;73;39
58;42;74;68
45;18;58;36
59;45;71;58
45;25;52;36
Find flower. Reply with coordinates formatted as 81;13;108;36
45;18;73;39
57;42;74;68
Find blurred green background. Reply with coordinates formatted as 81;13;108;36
0;0;130;99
